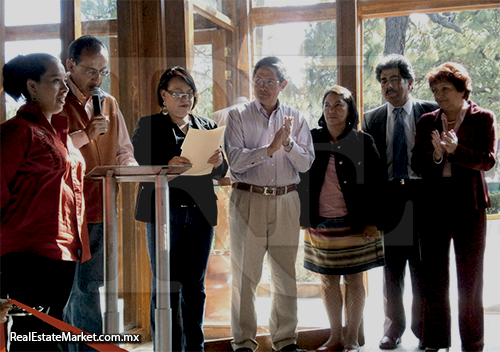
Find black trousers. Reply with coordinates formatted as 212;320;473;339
0;253;75;352
381;180;425;340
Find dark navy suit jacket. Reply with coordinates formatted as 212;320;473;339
362;98;439;180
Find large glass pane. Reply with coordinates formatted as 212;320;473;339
255;21;337;129
195;0;230;17
192;44;214;119
81;0;117;20
253;0;334;8
4;0;60;26
4;39;62;119
363;9;500;216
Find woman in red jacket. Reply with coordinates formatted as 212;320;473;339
1;53;89;352
412;62;497;352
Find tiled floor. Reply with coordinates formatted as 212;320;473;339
131;219;500;352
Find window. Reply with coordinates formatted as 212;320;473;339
363;9;500;216
193;44;214;118
254;20;337;128
80;0;117;20
4;0;60;26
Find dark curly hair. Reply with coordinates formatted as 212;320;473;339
375;54;415;83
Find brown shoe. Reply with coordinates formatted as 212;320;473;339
379;336;401;350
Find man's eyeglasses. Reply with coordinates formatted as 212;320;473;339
166;91;195;100
253;77;281;88
81;66;110;78
380;77;403;86
75;66;109;77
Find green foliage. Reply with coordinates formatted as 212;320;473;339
362;9;500;123
487;191;500;215
81;0;117;20
280;21;337;128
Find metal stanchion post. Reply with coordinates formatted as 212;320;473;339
155;170;172;351
103;170;120;334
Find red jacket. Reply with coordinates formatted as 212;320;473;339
412;101;497;210
1;104;90;262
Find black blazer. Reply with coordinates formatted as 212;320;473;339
132;113;228;225
298;128;384;232
362;98;439;179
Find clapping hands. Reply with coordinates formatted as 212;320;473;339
431;129;458;160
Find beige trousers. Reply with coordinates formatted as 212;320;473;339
229;188;301;351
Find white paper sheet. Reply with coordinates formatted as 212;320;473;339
180;126;226;175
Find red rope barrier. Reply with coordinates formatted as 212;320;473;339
2;299;128;352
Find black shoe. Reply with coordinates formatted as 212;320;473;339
379;336;401;350
7;305;31;316
7;305;43;317
280;344;308;352
235;349;253;352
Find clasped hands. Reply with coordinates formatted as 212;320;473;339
168;148;224;169
267;116;294;157
431;129;458;161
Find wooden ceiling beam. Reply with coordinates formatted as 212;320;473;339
250;3;336;27
5;20;118;41
359;0;500;19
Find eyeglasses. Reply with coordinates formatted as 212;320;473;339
80;65;110;78
166;91;195;100
253;77;281;88
380;77;403;86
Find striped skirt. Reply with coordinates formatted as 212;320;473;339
304;219;385;275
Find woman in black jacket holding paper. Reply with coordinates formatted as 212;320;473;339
132;66;227;352
298;86;384;352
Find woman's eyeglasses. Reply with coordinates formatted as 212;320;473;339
166;91;195;99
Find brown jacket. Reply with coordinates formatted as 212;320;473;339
56;83;136;223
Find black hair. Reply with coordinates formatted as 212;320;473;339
253;56;287;83
68;35;107;63
157;66;198;109
3;53;58;102
318;85;359;135
375;54;415;82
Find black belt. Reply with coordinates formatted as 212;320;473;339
232;182;296;196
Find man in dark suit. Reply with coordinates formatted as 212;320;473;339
362;54;438;350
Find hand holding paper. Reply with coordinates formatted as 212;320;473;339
207;148;224;169
180;126;226;175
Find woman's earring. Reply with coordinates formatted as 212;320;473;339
161;101;168;115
